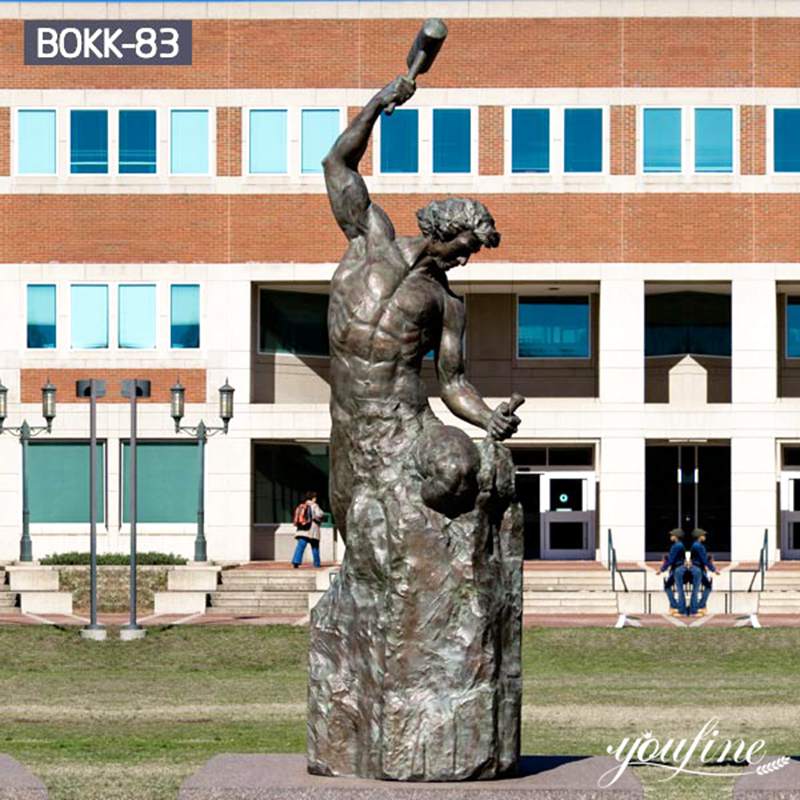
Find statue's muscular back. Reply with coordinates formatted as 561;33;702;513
328;232;447;416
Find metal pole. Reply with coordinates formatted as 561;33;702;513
195;421;207;562
88;383;101;630
128;389;139;631
19;422;32;562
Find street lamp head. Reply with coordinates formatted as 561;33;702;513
0;379;7;432
41;378;56;433
170;379;185;433
218;378;234;433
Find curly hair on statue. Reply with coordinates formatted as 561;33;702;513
416;198;500;248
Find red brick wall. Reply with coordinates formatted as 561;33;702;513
4;193;799;264
479;106;504;176
347;107;372;175
217;107;242;177
0;18;796;89
741;105;766;175
610;105;636;175
20;369;206;404
0;107;8;176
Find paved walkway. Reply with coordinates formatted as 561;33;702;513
2;611;800;628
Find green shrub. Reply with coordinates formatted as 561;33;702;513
40;551;188;566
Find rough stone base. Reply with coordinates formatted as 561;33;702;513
734;757;800;799
178;754;642;799
0;754;48;799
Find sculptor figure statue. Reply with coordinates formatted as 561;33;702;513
308;70;524;783
324;75;521;535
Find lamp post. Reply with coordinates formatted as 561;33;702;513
76;379;107;641
0;379;57;562
120;379;151;642
170;378;235;563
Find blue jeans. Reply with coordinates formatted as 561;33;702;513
676;565;703;615
663;576;680;610
292;536;320;568
699;580;712;610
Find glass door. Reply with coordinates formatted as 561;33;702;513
540;472;596;560
779;473;800;560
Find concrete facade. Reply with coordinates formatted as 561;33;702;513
1;2;800;567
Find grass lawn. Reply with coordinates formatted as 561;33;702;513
0;625;797;799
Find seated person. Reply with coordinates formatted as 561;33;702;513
657;529;687;616
691;528;720;617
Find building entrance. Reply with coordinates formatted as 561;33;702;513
645;443;731;561
513;445;597;560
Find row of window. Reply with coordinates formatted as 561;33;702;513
28;440;199;524
258;289;800;362
27;284;200;350
15;105;800;178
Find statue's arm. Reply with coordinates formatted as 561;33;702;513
437;296;521;441
323;77;415;241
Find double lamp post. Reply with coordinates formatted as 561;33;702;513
0;376;234;638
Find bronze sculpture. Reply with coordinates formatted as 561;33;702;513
308;20;524;782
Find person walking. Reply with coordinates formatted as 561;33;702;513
658;529;687;617
292;491;325;569
690;528;720;617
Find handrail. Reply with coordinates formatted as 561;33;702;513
728;528;768;614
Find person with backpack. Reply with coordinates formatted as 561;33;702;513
292;491;325;568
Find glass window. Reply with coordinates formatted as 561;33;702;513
259;289;329;357
170;110;209;174
119;110;156;174
774;109;800;173
29;442;105;523
643;108;681;173
518;297;590;358
254;442;330;524
171;284;200;349
27;285;56;349
250;109;288;174
564;108;602;173
380;109;419;173
70;110;108;174
301;109;340;174
122;442;199;523
695;108;732;173
18;110;56;175
71;285;108;349
119;285;156;350
433;109;471;173
786;297;800;358
511;108;549;173
645;292;731;357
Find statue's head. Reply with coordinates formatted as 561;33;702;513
416;198;500;271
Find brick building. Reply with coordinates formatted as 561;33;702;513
1;0;800;566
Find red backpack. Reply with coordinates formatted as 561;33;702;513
293;501;312;530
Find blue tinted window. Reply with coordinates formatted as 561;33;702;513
71;285;108;349
250;110;288;174
301;109;339;174
433;109;471;173
511;108;549;173
644;108;681;173
171;110;209;174
171;284;200;349
695;108;732;173
18;110;56;175
27;285;56;349
564;109;602;173
645;292;731;357
380;109;419;173
518;297;590;358
774;109;800;173
119;110;156;174
119;285;156;349
259;290;329;356
787;298;800;358
70;110;108;174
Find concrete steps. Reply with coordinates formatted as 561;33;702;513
0;569;19;613
759;590;800;614
208;569;319;615
523;590;618;615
